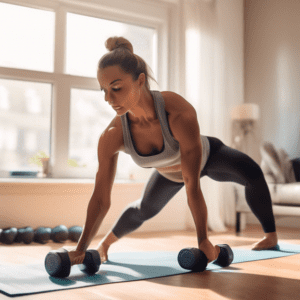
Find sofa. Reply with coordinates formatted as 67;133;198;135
234;141;300;234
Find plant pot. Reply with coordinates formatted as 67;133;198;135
40;158;50;177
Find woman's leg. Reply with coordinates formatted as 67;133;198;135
201;136;277;249
111;170;185;238
291;158;300;182
96;170;184;260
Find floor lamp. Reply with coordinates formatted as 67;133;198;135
231;103;260;153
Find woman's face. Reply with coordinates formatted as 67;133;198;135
97;65;145;115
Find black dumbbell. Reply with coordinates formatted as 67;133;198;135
45;248;101;278
0;227;18;244
178;244;234;272
34;227;52;244
15;227;34;244
68;226;83;242
51;225;69;243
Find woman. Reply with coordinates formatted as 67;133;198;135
68;36;278;266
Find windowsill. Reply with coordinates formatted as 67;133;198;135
0;177;145;184
0;177;146;195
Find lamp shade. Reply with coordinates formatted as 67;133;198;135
231;103;260;121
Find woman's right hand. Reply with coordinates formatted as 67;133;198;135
63;246;86;266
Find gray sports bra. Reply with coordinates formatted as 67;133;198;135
120;90;210;171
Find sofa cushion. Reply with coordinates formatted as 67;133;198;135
277;148;296;183
234;182;300;211
269;183;300;205
260;142;285;184
260;160;278;184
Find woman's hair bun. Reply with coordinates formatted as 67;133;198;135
105;36;134;54
99;36;159;91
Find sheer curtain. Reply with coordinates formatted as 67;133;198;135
182;0;244;232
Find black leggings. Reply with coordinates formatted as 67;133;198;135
112;136;276;238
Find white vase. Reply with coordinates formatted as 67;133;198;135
40;158;50;177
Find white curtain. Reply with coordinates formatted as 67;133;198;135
182;0;244;232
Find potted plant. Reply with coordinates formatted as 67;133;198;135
28;151;87;177
28;151;49;177
67;159;87;168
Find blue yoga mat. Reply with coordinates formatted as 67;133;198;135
0;241;300;297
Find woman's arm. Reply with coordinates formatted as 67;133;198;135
187;188;220;262
170;108;207;239
187;187;208;244
172;111;208;245
170;106;219;261
76;123;121;252
76;196;110;252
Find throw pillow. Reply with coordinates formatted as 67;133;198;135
260;160;277;183
277;148;297;183
260;142;285;184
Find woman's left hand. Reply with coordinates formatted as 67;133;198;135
198;239;221;263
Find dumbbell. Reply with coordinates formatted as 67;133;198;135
34;227;52;244
45;248;101;278
68;226;83;242
15;227;34;244
0;227;18;244
51;225;69;243
178;244;234;272
34;225;69;244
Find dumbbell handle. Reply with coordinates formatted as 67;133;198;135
67;249;101;269
199;244;233;266
67;249;85;265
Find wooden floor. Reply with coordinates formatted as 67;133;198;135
1;224;300;300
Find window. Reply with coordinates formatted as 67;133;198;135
69;88;138;179
69;88;113;169
0;0;165;180
67;13;157;179
0;78;52;172
66;12;156;78
0;2;55;72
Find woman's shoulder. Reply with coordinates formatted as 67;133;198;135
160;90;196;118
102;115;125;154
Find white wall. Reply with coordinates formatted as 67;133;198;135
0;179;187;236
245;0;300;228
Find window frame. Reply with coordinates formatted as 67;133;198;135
0;0;170;179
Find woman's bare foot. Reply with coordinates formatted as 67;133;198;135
252;232;278;250
96;231;119;263
97;242;109;263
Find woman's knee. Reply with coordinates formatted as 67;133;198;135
126;198;157;222
139;202;160;221
244;159;265;183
